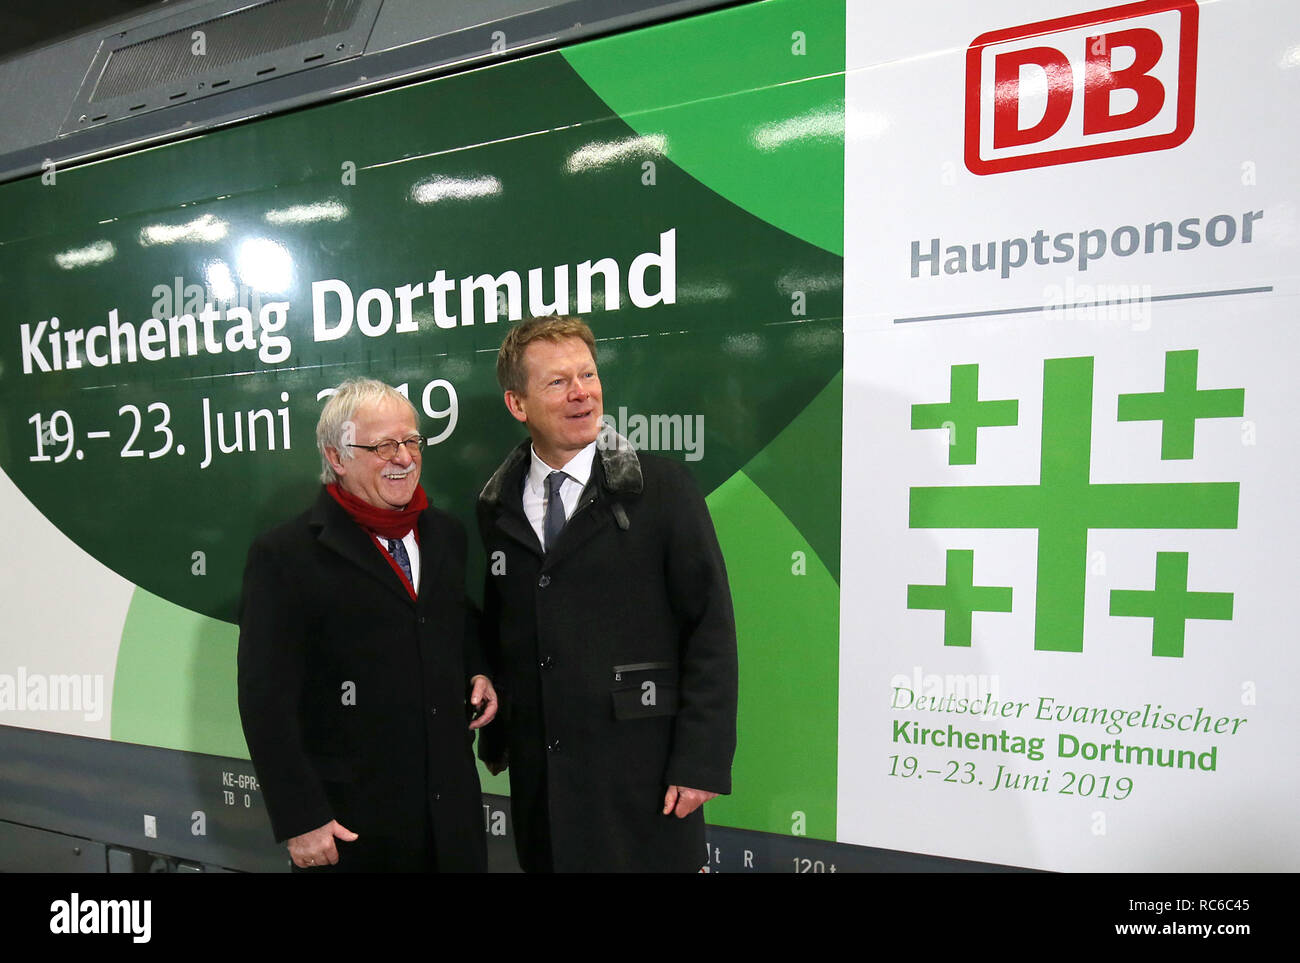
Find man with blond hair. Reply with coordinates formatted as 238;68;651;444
478;317;737;872
238;377;497;872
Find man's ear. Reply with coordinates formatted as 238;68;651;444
504;390;528;425
325;445;347;477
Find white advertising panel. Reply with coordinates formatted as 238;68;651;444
842;0;1300;870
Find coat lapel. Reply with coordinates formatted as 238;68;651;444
484;444;543;556
311;489;417;605
542;477;608;570
499;504;542;557
544;434;642;565
416;507;446;599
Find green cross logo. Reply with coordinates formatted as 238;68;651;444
1117;349;1245;460
910;363;1018;465
1110;551;1234;658
907;352;1241;656
907;549;1013;646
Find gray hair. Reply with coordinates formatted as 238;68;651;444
316;378;419;484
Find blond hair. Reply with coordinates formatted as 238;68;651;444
496;316;597;395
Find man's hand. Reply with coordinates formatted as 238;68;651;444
288;820;358;868
468;674;499;729
663;785;718;819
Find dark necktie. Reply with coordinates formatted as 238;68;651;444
544;471;569;552
387;537;413;586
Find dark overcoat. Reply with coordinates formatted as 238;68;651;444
477;436;738;872
237;487;487;872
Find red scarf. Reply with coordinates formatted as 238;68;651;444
326;482;427;539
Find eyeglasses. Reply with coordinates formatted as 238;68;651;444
348;436;425;460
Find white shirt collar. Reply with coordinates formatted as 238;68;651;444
527;440;597;497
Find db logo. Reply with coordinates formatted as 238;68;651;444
965;0;1198;174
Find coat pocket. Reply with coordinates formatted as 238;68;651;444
611;662;678;720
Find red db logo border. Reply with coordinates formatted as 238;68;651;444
964;0;1199;175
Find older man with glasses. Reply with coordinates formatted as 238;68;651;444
238;377;497;872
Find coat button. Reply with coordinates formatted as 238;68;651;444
429;707;437;716
540;656;554;669
538;575;551;588
546;739;561;752
434;793;441;801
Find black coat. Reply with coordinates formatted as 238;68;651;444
477;436;738;872
237;488;487;872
